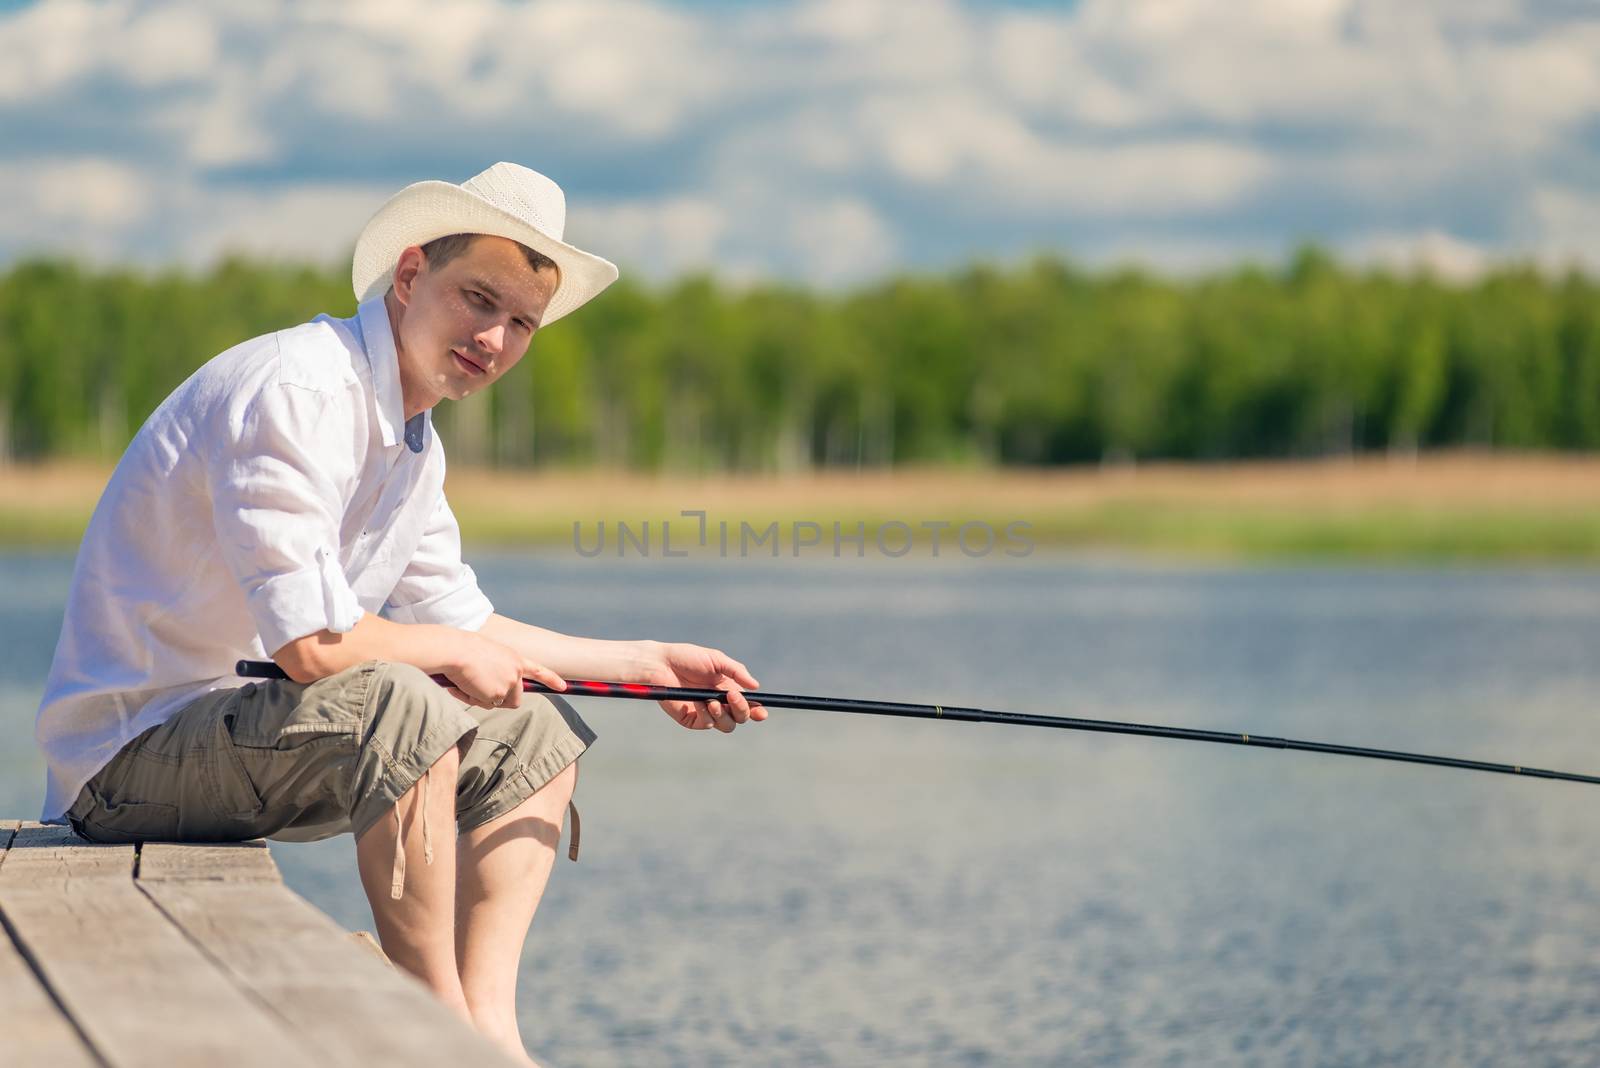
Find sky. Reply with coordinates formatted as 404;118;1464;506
3;0;1600;286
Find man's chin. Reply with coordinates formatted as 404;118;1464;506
441;376;488;401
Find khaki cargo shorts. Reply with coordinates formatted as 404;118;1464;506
65;660;596;852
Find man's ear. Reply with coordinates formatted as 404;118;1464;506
392;245;427;306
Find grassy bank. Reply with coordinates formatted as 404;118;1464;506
7;452;1598;563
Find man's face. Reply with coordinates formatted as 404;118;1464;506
389;234;560;415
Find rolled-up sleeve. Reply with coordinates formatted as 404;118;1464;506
207;382;364;656
384;494;494;630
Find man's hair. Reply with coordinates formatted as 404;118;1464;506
419;232;559;278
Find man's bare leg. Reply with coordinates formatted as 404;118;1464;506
455;759;578;1062
356;744;469;1019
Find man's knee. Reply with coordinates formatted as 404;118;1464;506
456;693;590;832
348;660;477;840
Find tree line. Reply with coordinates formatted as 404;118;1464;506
2;246;1597;469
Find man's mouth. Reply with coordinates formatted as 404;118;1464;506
451;347;488;376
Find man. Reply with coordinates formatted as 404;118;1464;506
35;162;764;1064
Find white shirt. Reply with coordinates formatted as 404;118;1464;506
35;296;494;820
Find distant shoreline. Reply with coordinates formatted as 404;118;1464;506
4;451;1598;563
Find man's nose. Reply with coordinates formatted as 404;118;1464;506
476;323;505;357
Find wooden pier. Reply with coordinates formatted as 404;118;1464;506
0;820;524;1067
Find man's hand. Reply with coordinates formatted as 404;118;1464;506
638;642;765;733
441;630;567;711
471;615;763;731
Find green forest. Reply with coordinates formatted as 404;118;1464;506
2;246;1597;470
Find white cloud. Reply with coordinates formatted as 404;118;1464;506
230;0;730;139
989;14;1146;126
853;90;1271;213
1523;186;1600;272
569;195;727;279
1345;230;1494;282
786;196;897;285
0;158;152;261
570;190;895;288
0;0;102;102
118;3;220;87
783;0;974;84
0;0;1598;279
0;0;221;101
508;0;727;140
154;73;277;167
0;158;387;272
171;182;394;268
29;158;150;227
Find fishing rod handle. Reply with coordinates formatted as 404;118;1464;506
238;659;941;710
235;658;456;687
235;659;737;703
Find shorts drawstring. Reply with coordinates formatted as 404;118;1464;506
390;764;435;900
390;758;581;896
422;767;435;865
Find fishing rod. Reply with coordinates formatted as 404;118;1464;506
236;659;1600;787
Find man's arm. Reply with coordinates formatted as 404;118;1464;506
479;613;767;733
274;613;566;709
477;614;661;682
281;612;765;732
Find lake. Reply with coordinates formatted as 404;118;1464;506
3;551;1600;1066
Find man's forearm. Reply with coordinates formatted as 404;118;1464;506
273;613;474;683
479;613;660;682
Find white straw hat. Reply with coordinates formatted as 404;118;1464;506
351;162;619;325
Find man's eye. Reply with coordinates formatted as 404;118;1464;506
467;290;489;306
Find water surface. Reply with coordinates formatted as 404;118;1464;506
3;552;1599;1066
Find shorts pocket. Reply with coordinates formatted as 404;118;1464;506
223;676;365;749
76;794;181;844
213;685;364;833
200;704;266;823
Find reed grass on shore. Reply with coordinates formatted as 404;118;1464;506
4;452;1598;562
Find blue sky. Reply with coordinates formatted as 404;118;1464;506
2;0;1598;284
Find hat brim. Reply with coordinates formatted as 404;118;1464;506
351;180;619;326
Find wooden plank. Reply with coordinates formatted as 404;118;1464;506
138;841;281;883
0;822;134;885
11;822;76;847
0;818;102;1064
141;881;525;1068
0;915;102;1067
347;930;391;967
0;882;315;1067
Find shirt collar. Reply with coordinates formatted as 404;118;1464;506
355;295;428;454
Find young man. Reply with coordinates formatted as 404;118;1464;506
35;162;764;1064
